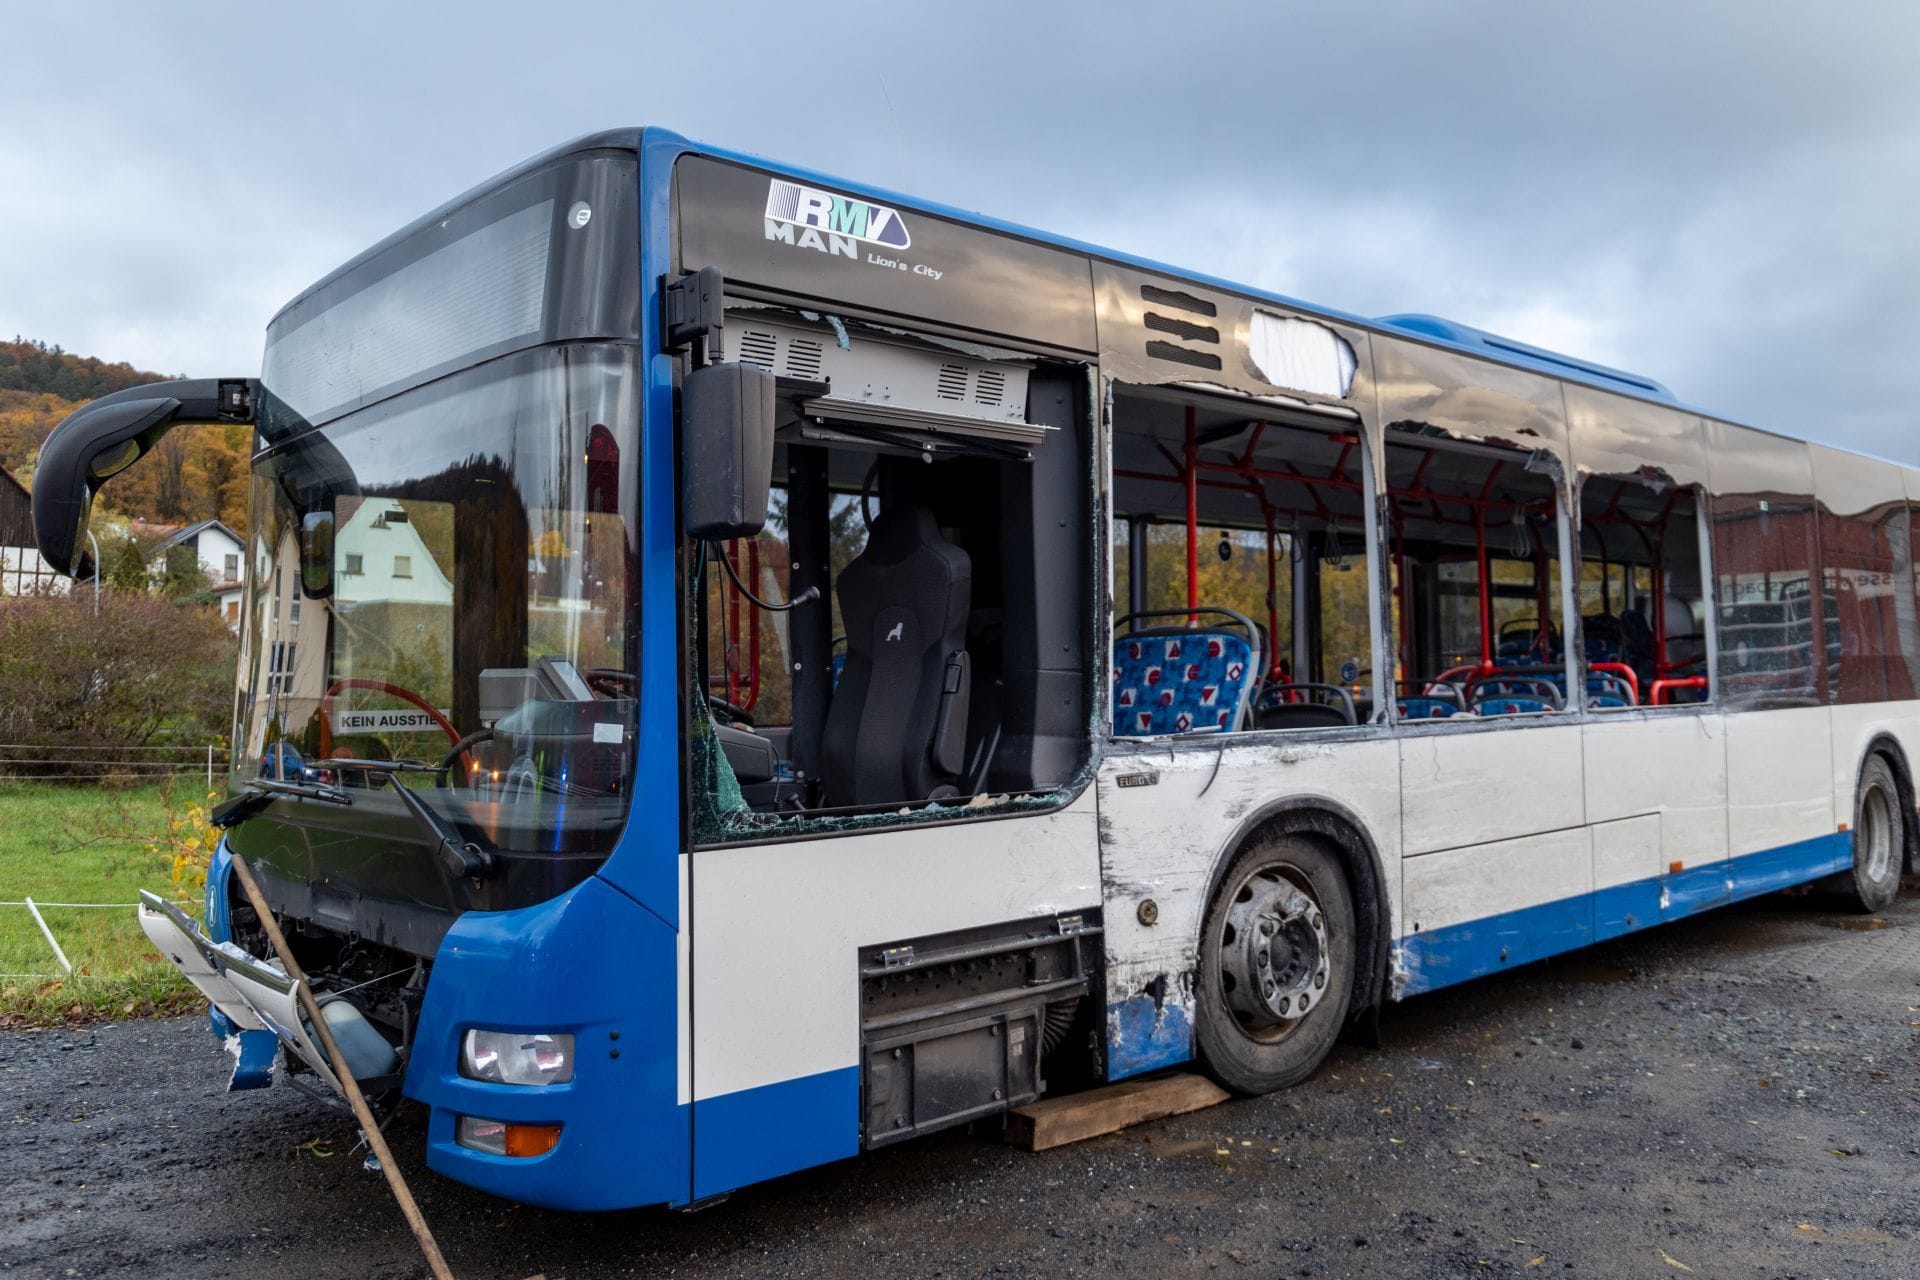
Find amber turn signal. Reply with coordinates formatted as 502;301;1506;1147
457;1115;562;1158
504;1123;561;1158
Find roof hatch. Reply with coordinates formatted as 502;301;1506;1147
1376;313;1675;403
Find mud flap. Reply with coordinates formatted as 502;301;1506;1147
137;890;342;1093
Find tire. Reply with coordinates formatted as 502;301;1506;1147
1195;834;1356;1096
1840;754;1904;913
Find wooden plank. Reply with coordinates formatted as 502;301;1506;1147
1004;1073;1231;1152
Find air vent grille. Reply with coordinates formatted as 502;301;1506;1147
1140;283;1224;371
737;329;779;371
974;368;1006;407
936;363;970;401
784;337;825;381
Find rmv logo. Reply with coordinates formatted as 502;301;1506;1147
764;179;911;258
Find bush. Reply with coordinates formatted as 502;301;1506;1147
0;590;237;778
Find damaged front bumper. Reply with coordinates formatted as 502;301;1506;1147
136;890;343;1093
143;839;689;1210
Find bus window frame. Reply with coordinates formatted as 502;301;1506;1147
1571;473;1718;714
1378;429;1581;731
1102;386;1388;741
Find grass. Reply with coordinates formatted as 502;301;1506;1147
0;781;202;1026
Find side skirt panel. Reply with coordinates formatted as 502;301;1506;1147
1399;831;1851;995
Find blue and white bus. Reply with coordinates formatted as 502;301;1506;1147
34;127;1914;1211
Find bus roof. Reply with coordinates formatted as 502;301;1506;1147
277;126;1895;469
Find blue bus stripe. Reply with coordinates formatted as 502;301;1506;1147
692;1065;861;1200
1402;832;1851;994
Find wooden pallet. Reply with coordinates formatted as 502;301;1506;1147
1003;1073;1231;1152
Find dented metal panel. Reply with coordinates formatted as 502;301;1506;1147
1371;334;1570;459
1581;712;1729;886
1398;723;1587;855
1563;383;1710;493
1093;732;1402;1079
1092;262;1373;412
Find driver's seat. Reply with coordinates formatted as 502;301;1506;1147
821;505;972;806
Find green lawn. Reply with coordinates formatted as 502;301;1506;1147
0;782;199;1025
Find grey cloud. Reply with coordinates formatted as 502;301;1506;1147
3;2;1918;457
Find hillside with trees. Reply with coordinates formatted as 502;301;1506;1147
0;338;251;533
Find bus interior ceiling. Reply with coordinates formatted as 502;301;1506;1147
697;312;1092;822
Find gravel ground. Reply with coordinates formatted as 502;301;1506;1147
3;888;1917;1280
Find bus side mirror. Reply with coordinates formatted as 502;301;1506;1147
681;361;776;541
32;377;257;576
299;510;336;598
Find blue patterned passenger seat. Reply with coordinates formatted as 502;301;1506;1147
1467;675;1563;716
1584;671;1635;709
1112;607;1261;737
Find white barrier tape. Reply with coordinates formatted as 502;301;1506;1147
0;900;195;909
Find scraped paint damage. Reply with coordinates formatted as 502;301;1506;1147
222;1026;278;1091
1106;970;1195;1080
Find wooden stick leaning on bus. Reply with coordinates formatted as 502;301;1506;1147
227;855;458;1280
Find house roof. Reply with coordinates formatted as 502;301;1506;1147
131;518;243;555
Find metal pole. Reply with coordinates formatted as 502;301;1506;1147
1475;508;1492;670
86;529;100;616
1184;407;1198;619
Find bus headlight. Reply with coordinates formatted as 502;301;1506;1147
460;1029;575;1085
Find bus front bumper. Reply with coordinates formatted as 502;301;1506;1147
401;874;689;1211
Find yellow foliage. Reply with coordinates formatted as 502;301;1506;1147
150;789;221;891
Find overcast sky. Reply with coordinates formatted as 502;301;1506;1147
5;3;1918;458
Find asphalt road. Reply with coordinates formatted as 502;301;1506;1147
4;887;1917;1280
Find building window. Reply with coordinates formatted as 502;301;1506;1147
224;552;239;581
344;552;364;575
393;555;412;579
225;600;239;623
269;641;298;698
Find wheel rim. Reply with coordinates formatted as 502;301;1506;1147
1860;781;1895;881
1214;861;1331;1045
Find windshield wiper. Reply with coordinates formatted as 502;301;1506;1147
210;776;353;829
380;774;496;880
322;757;448;777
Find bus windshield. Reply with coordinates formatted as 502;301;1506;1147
234;342;640;854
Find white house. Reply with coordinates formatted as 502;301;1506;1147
0;469;66;596
131;517;247;624
333;499;455;608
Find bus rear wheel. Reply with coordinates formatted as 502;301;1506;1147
1840;755;1904;913
1196;835;1355;1096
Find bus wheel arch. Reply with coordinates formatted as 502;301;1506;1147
1837;739;1911;911
1860;735;1918;877
1193;799;1391;1093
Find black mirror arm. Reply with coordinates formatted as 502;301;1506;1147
31;377;259;576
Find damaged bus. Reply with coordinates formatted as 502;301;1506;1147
32;127;1916;1211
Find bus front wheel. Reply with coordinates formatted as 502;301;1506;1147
1196;834;1356;1096
1840;754;1904;913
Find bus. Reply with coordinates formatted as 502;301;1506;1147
32;127;1914;1212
